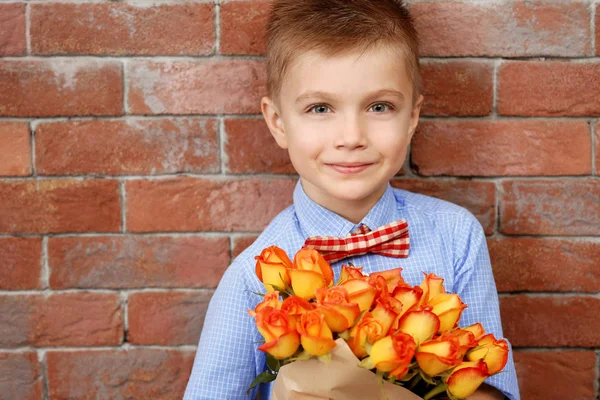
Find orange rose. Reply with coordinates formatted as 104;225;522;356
255;246;293;292
368;274;390;300
392;284;423;319
415;332;462;376
297;309;336;356
289;248;334;300
466;334;509;374
463;322;486;340
368;331;416;379
281;295;314;329
341;278;377;312
396;307;440;344
428;293;467;332
347;312;386;359
371;295;403;337
452;328;478;358
255;306;300;359
339;264;365;283
248;291;282;317
446;360;489;398
315;286;361;333
369;267;405;293
419;272;445;304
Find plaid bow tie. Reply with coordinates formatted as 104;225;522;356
302;219;410;264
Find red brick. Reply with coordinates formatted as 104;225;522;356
36;119;219;175
49;236;230;289
0;59;122;117
421;61;492;116
0;352;43;400
489;238;600;293
0;237;41;290
0;293;122;347
225;118;294;174
0;121;31;176
232;235;258;258
128;291;212;345
411;120;591;176
31;3;214;56
220;0;270;55
0;4;26;56
514;350;596;400
127;60;266;115
411;2;591;57
47;348;193;400
500;180;600;235
391;179;495;235
498;61;600;116
597;4;600;56
0;179;121;234
126;177;295;232
500;295;600;347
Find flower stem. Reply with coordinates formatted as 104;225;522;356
423;383;447;400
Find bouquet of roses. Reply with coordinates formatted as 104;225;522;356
248;245;508;400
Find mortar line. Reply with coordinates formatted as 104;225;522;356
38;349;49;400
592;120;597;176
29;121;36;176
214;0;220;55
25;3;31;55
120;180;127;232
591;1;596;57
41;237;50;289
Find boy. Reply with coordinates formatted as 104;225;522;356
184;0;519;399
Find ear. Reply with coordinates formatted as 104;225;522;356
407;94;424;140
261;96;288;149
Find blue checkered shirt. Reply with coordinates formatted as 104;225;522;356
184;180;520;400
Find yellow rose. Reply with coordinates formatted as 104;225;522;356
392;284;423;319
428;293;467;332
341;278;377;312
396;307;440;344
370;295;403;337
369;267;405;293
446;360;489;398
339;264;365;283
289;248;334;300
368;331;416;379
297;309;336;356
466;334;509;374
280;295;314;330
255;246;293;292
248;291;282;318
255;306;300;359
315;286;361;333
463;322;486;340
419;272;445;304
415;332;462;376
347;312;386;359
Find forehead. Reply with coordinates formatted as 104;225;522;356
280;45;413;102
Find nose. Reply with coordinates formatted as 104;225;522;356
334;113;368;150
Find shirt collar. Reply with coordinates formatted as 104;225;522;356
293;179;399;239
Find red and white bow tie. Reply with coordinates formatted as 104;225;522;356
302;219;410;264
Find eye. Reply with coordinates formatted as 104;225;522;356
369;103;393;113
308;104;331;114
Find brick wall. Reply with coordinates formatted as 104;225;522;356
0;0;599;399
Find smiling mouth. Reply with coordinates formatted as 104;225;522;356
326;163;373;174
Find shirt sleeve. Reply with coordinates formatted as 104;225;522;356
184;261;265;400
452;210;521;400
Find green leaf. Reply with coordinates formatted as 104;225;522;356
266;353;281;373
247;371;277;394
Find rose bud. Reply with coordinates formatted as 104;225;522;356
396;307;440;344
347;312;386;359
466;334;509;374
248;291;282;318
392;284;423;319
256;306;300;359
452;328;478;358
415;332;462;376
371;295;403;337
368;331;416;380
297;309;336;356
446;360;489;398
341;278;378;312
281;295;314;329
463;322;486;340
339;264;365;283
419;272;445;305
369;267;405;293
315;286;361;333
368;274;390;301
289;248;334;300
255;246;293;292
429;293;467;332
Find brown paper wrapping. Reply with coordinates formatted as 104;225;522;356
271;339;424;400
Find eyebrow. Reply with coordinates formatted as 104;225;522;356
295;89;405;104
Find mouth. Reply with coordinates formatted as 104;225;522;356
325;163;374;174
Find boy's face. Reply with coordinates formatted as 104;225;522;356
262;45;424;222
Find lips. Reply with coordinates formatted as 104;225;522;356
326;163;373;174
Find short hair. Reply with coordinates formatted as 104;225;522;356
265;0;422;105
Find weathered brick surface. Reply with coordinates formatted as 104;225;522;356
0;237;41;290
0;352;43;400
36;119;219;175
31;3;214;56
220;0;270;55
232;235;259;258
0;121;31;176
49;236;230;289
0;3;26;56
